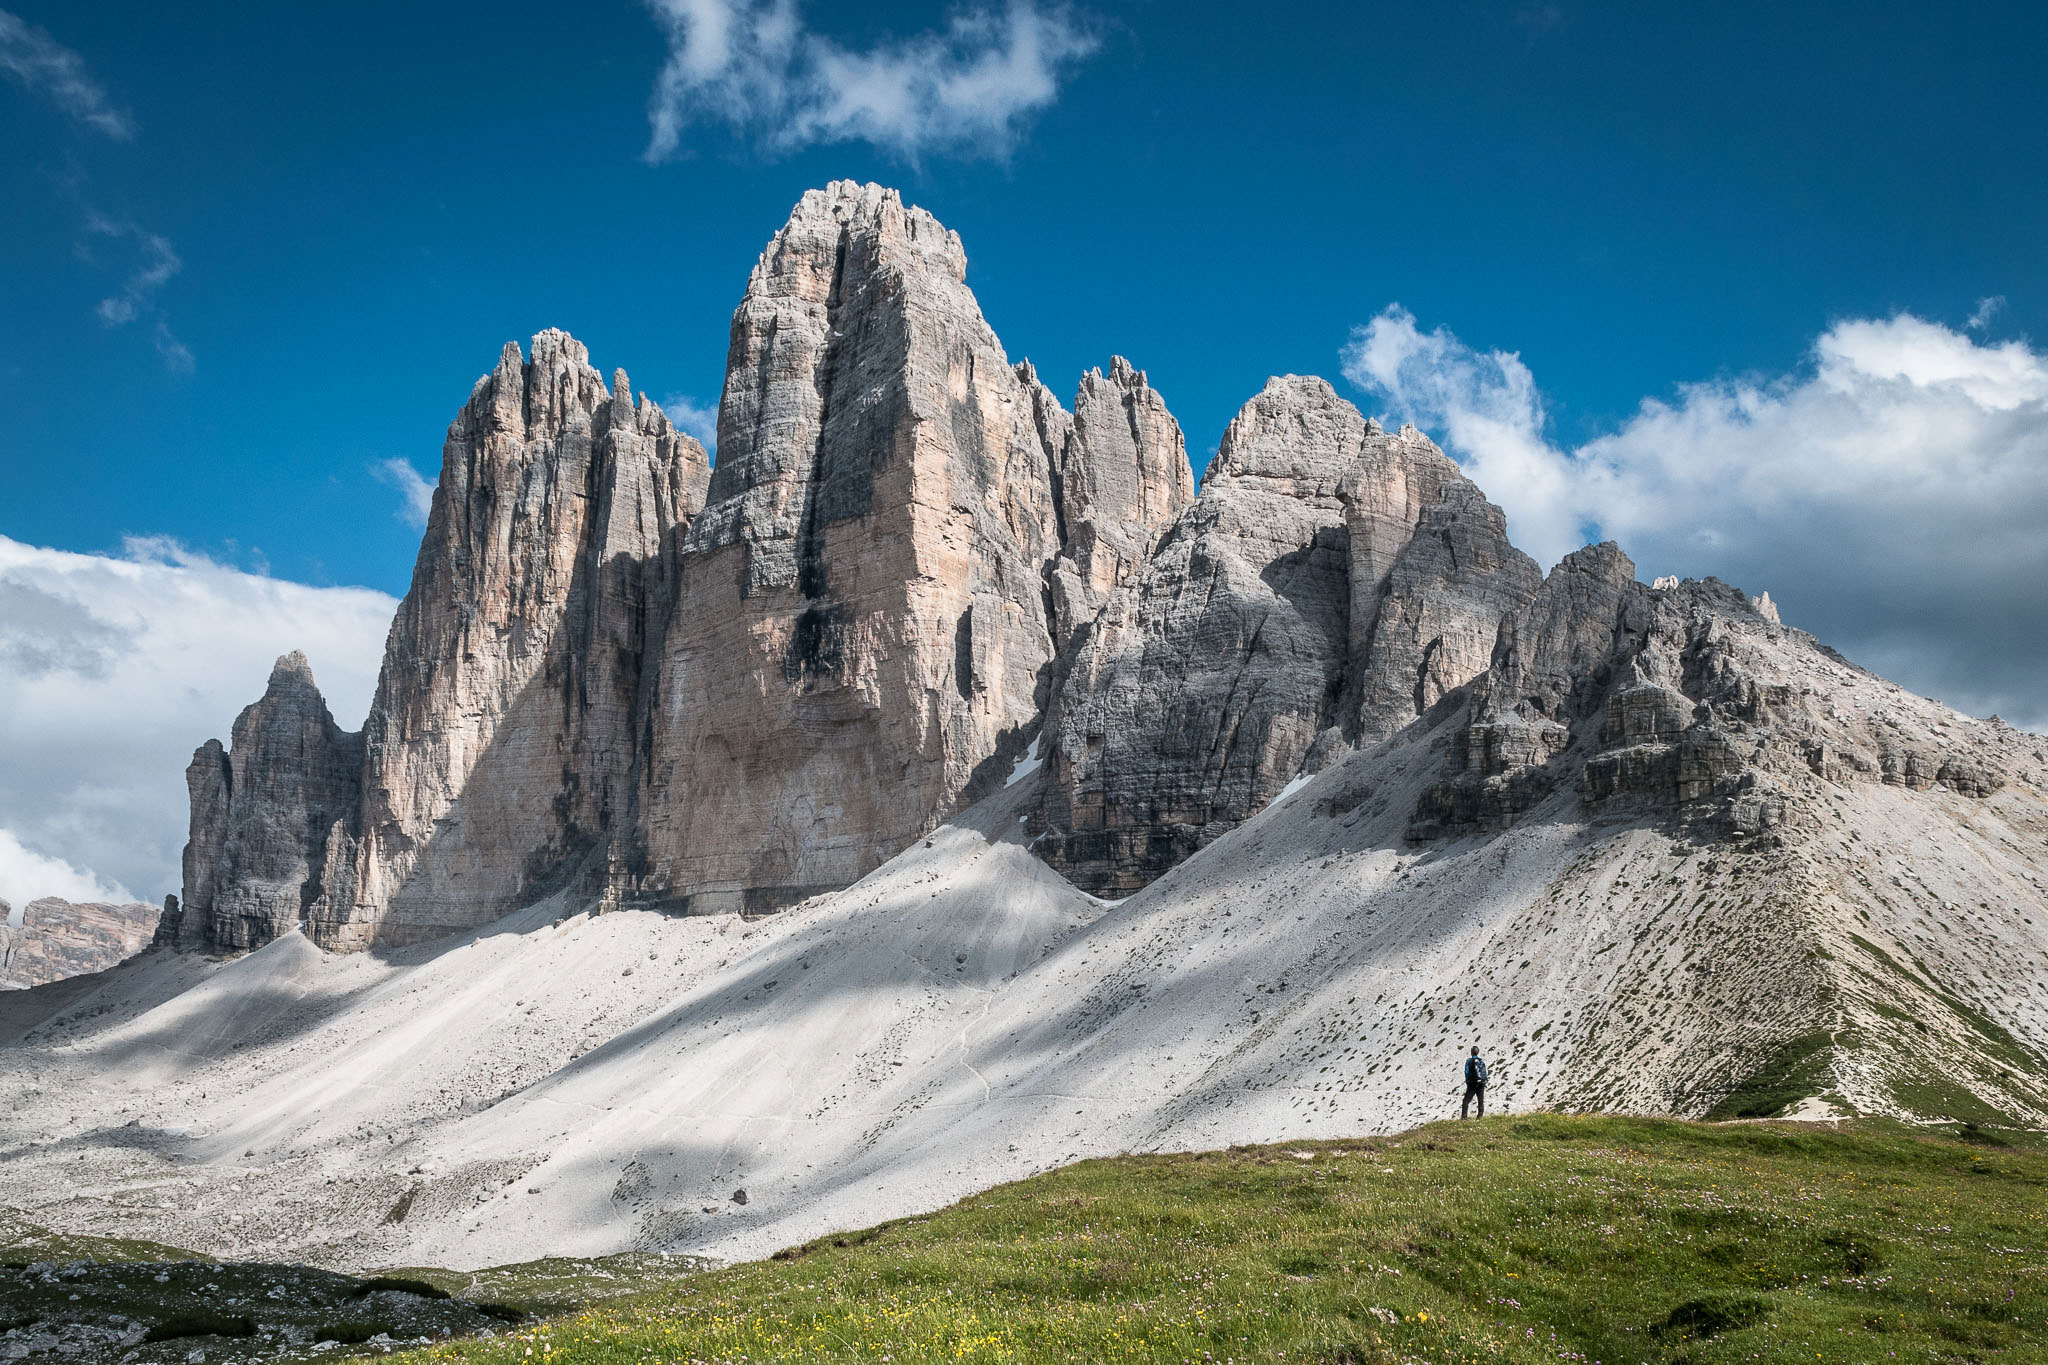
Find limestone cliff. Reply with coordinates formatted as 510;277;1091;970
177;179;2024;949
633;183;1069;911
334;333;711;948
0;897;159;988
181;335;709;951
1031;379;1538;896
177;651;362;950
1034;356;1194;646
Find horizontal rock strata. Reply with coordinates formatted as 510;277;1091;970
0;897;160;988
1409;544;2019;841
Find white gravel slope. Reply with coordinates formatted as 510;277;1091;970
3;730;2045;1271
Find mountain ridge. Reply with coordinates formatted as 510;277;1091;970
5;180;2040;1272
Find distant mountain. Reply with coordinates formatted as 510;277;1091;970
0;897;158;989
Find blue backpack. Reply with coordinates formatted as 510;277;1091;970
1466;1055;1488;1085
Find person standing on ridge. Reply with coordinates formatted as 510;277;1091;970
1461;1046;1488;1118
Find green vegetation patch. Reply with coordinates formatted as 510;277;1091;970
392;1115;2048;1365
1704;1028;1837;1119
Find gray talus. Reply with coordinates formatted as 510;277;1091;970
1032;378;1538;896
634;182;1069;911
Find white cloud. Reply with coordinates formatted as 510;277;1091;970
1968;295;2005;331
82;213;193;372
0;8;134;139
642;0;1098;162
0;829;131;918
660;393;720;453
1341;306;2048;730
0;536;396;909
374;458;438;529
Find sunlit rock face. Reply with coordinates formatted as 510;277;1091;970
0;896;159;988
182;180;2032;952
1031;379;1539;897
633;182;1075;912
181;335;710;951
336;333;711;948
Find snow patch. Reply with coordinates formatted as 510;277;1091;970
1004;735;1043;788
1270;772;1315;806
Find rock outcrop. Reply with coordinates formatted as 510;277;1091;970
633;183;1071;912
1032;356;1195;644
1339;426;1543;740
183;187;1204;946
177;651;362;950
338;333;711;947
1031;379;1539;896
181;336;710;952
1408;544;2017;840
177;179;2024;951
0;896;160;988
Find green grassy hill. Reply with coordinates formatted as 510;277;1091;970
396;1115;2047;1365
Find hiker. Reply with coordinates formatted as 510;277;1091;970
1461;1046;1488;1118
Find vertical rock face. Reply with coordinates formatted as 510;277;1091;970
1339;427;1544;741
179;741;231;950
1032;381;1540;896
181;334;709;953
635;183;1068;911
1038;356;1195;642
1030;377;1364;895
173;182;1570;942
336;333;711;948
1410;542;1645;837
179;652;363;950
0;897;160;988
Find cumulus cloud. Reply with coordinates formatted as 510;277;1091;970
374;458;438;530
0;8;134;139
660;393;720;454
0;830;131;918
1341;306;2048;730
0;536;396;909
642;0;1098;162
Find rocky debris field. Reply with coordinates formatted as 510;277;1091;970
3;715;2044;1275
0;1258;507;1364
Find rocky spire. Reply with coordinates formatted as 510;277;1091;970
1339;423;1543;740
334;332;711;948
181;334;710;953
635;182;1067;911
1030;376;1365;895
178;651;362;950
1031;379;1542;896
1040;357;1195;643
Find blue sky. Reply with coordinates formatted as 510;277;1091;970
2;0;2046;905
6;0;2040;589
